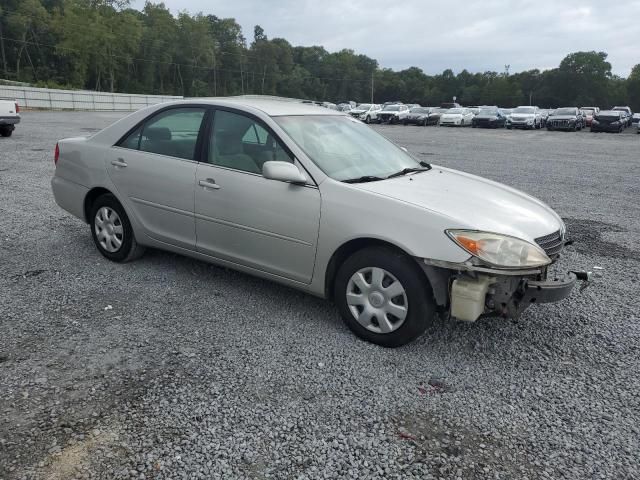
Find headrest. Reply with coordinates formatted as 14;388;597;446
145;127;171;141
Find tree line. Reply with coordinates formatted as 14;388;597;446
1;0;639;110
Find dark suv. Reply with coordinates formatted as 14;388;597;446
546;107;584;131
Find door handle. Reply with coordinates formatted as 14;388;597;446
199;178;220;190
111;158;127;168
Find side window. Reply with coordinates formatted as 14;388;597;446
210;110;293;174
136;108;206;161
120;126;142;150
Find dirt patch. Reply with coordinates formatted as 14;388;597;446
563;218;638;261
42;428;120;480
392;411;538;478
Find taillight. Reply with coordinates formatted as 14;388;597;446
15;102;20;113
54;143;60;166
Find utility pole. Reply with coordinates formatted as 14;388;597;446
529;91;533;106
371;72;374;104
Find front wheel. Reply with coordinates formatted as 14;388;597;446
334;247;435;347
0;127;13;137
89;193;145;262
365;116;371;124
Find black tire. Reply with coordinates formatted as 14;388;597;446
507;126;512;130
403;120;408;126
423;119;428;127
89;193;145;263
0;127;13;137
365;115;371;124
334;246;435;348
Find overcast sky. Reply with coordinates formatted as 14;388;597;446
131;0;639;77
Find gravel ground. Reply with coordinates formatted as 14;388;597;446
1;112;639;480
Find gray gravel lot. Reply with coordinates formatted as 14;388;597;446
1;112;639;479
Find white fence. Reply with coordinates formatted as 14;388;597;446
0;85;182;111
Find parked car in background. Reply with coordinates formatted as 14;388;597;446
403;107;433;126
439;108;475;127
349;104;381;124
581;108;597;127
471;107;507;128
590;110;626;133
440;102;461;109
538;109;550;128
426;107;448;125
337;103;352;112
0;98;20;137
612;106;633;127
377;104;409;124
506;106;542;130
631;113;640;127
581;106;599;115
51;97;586;347
501;108;513;119
546;107;584;131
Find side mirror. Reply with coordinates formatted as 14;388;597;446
262;161;307;184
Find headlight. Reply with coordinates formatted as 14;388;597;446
592;119;599;124
446;230;551;268
611;121;619;125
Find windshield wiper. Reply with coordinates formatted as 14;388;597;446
342;175;386;184
386;161;432;179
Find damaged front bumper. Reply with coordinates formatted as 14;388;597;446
420;258;590;322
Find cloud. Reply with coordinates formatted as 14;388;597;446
130;0;639;76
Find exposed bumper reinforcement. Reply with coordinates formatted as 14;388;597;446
522;272;577;304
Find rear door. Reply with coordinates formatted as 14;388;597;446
194;108;321;283
108;107;207;249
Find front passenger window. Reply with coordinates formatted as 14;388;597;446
210;110;293;174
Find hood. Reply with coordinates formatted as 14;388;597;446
549;115;577;120
511;113;535;118
350;109;367;114
441;113;463;118
475;114;499;119
350;166;563;242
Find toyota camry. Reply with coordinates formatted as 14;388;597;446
52;97;588;347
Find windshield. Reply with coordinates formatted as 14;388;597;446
410;107;429;113
513;107;535;114
382;105;400;111
479;109;498;115
275;115;425;181
447;108;464;114
357;104;371;110
554;108;576;115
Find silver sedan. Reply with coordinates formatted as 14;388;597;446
52;98;586;347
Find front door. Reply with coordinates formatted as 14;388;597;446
107;107;206;249
195;109;321;283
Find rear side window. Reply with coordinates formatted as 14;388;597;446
119;108;206;161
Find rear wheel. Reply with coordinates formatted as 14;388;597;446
334;247;435;347
0;127;13;137
89;193;145;262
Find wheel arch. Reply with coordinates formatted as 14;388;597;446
324;237;430;300
83;187;115;223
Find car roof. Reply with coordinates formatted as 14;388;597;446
168;96;347;117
